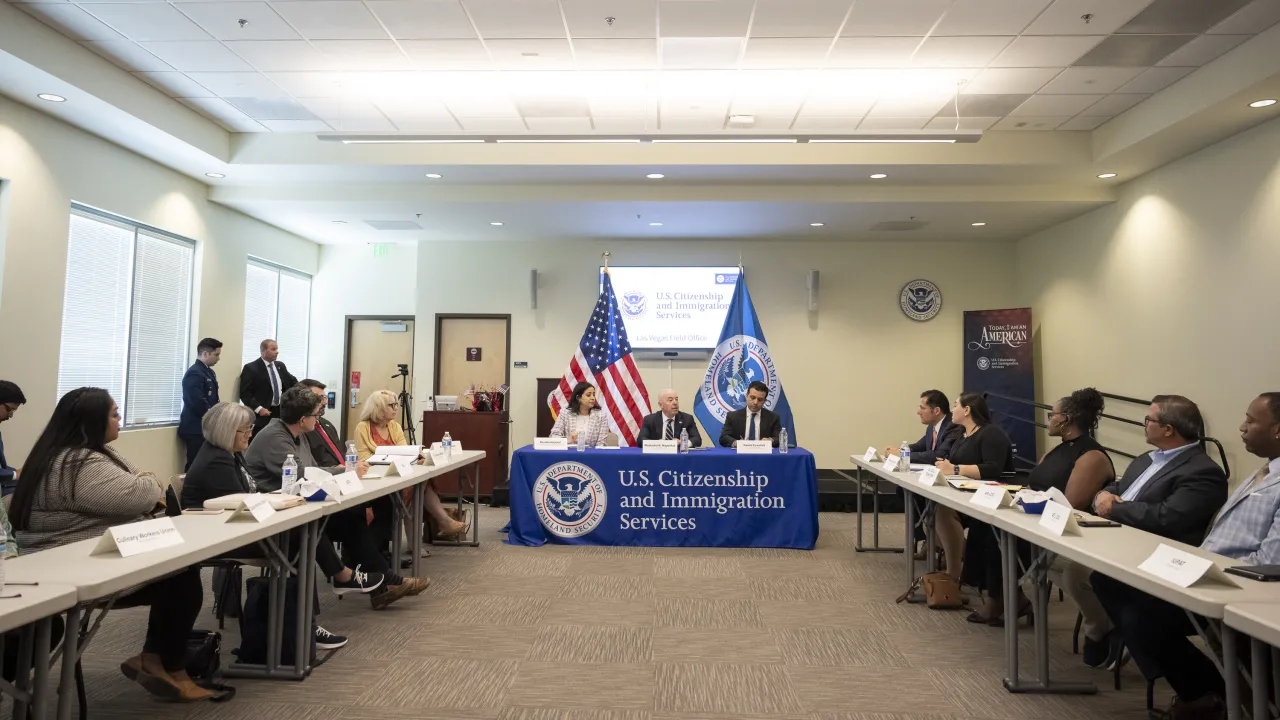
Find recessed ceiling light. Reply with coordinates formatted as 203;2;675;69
971;222;986;227
810;222;825;227
646;173;665;179
38;93;66;103
490;222;504;226
870;173;887;179
1097;172;1117;179
649;222;663;227
205;172;225;179
425;173;442;178
1249;99;1277;108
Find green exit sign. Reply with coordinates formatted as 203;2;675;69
373;243;390;258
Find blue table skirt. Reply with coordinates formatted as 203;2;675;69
506;446;819;549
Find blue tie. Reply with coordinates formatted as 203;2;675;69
747;413;756;441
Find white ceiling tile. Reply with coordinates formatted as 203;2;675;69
793;115;863;130
962;67;1061;93
573;39;658;69
1115;65;1193;93
272;2;388;40
82;40;175;71
659;115;726;132
864;95;950;117
445;95;520;117
803;73;878;114
177;96;257;122
923;115;999;130
372;96;456;126
826;36;920;68
591;116;659;132
561;0;657;38
911;36;1012;67
388;116;463;130
588;83;657;116
15;4;121;40
749;0;851;38
456;116;527;131
139;41;252;70
82;3;211;40
267;71;370;96
400;39;492;69
1056;115;1108;130
225;95;318;119
311;40;412;70
463;0;565;38
730;74;809;115
1023;0;1154;35
841;0;950;36
1210;0;1280;33
367;0;476;39
225;41;331;72
857;116;930;130
660;37;742;68
297;97;384;119
323;116;396;131
185;71;288;98
525;117;594;132
989;35;1104;67
1080;92;1147;115
1157;34;1249;66
740;38;830;69
1038;65;1142;93
260;119;333;131
658;0;753;37
992;115;1070;130
934;0;1053;35
218;117;270;132
486;38;574;69
176;2;299;40
1008;93;1101;116
133;71;215;97
737;115;796;130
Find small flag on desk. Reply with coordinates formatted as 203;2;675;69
547;271;651;446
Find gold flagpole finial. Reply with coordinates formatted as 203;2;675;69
602;251;611;270
738;252;743;273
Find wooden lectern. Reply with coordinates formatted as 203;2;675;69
422;410;508;500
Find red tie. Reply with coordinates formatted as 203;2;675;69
931;428;938;450
316;423;342;463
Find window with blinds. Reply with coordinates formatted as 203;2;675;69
241;259;311;376
57;206;195;428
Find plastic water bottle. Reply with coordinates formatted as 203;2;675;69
575;427;586;452
0;524;8;594
345;441;358;473
899;441;911;472
442;432;453;460
779;428;789;454
679;428;690;454
282;454;298;494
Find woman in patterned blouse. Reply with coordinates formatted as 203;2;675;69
550;381;612;447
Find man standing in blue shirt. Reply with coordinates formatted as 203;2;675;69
0;381;26;496
179;338;222;470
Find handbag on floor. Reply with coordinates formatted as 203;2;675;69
185;630;235;701
896;572;964;609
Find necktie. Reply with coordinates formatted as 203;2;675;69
316;423;341;464
664;418;674;440
931;427;938;450
748;413;757;441
268;362;280;406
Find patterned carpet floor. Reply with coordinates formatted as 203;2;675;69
66;506;1161;720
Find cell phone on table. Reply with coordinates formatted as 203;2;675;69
1077;519;1121;527
1225;565;1280;581
181;509;225;515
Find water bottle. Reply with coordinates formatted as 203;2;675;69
345;441;358;473
575;427;586;452
899;441;911;472
0;524;7;594
442;432;453;460
779;428;789;454
679;428;690;454
282;454;298;494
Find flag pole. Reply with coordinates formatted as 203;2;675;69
602;251;611;271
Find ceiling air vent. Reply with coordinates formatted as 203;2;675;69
870;220;929;231
364;220;422;231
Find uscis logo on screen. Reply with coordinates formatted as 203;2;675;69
533;462;608;537
701;335;779;421
620;291;647;319
900;279;942;321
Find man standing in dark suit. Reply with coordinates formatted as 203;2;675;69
719;381;781;448
239;339;298;436
179;337;222;469
638;389;703;447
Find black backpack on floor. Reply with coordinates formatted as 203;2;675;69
233;577;316;667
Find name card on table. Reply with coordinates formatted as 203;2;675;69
429;441;465;459
881;455;903;473
970;484;1013;509
331;471;363;496
736;440;773;454
227;493;277;523
534;437;569;451
862;446;880;463
1138;543;1240;588
644;440;678;454
91;517;184;557
1038;501;1080;536
917;466;942;486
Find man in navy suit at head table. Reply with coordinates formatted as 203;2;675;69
638;389;703;448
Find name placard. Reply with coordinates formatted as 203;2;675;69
736;440;773;454
917;466;942;486
1038;501;1080;536
394;456;426;478
331;471;363;496
862;446;880;463
971;485;1012;509
644;440;678;455
534;437;569;451
227;493;277;523
1138;543;1240;588
303;466;331;483
91;517;184;557
881;455;903;473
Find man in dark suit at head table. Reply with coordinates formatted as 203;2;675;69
638;389;703;447
178;337;222;470
719;381;781;448
239;338;298;436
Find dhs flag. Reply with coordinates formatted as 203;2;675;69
694;273;796;445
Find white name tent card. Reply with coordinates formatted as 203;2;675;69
1038;500;1080;536
736;440;773;454
227;493;277;523
92;517;184;557
534;437;569;451
862;447;880;462
303;466;330;483
971;484;1013;509
881;455;903;473
1138;543;1240;588
331;471;363;496
917;466;942;486
643;440;678;455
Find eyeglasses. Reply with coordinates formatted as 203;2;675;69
307;411;323;419
2;403;19;415
235;427;253;435
389;403;400;409
1142;416;1167;427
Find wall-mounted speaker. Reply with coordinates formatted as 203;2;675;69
530;269;539;309
806;270;819;311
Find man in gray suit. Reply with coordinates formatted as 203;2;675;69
1093;393;1280;720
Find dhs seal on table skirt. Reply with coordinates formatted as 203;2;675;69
700;335;780;422
533;462;608;538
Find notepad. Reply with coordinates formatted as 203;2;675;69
368;445;422;464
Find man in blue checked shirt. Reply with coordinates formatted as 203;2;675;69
1093;393;1280;720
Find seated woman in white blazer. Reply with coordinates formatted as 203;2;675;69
550;381;612;447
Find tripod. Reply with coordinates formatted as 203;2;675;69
392;367;416;445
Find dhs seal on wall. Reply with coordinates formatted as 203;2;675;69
900;279;942;322
533;462;608;538
700;335;780;422
620;291;647;319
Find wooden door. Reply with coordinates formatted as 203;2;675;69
434;315;510;398
344;318;415;441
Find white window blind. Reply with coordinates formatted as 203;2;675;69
57;206;195;427
241;259;311;376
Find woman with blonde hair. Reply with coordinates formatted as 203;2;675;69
356;389;468;538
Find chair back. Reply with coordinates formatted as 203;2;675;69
604;432;619;447
169;473;185;498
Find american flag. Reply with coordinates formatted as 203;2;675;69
548;271;651;446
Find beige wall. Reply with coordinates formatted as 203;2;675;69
0;94;318;478
1016;115;1280;479
414;239;1018;468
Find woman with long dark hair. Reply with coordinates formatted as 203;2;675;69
549;381;611;447
11;388;213;702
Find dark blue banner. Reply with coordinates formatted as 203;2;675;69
506;447;818;548
964;308;1036;467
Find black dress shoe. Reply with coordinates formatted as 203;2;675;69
1082;631;1112;668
